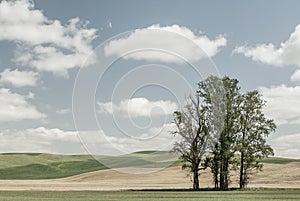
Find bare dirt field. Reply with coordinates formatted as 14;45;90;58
0;162;299;191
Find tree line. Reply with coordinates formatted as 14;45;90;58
172;76;276;190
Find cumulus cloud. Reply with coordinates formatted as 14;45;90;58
234;24;300;70
0;88;46;121
98;98;178;118
0;68;39;87
259;85;300;125
0;0;98;76
270;133;300;159
104;24;226;63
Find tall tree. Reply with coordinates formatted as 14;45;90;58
198;76;225;190
237;90;276;189
198;76;241;190
219;76;242;190
172;95;210;190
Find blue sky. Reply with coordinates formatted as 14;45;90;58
0;0;300;158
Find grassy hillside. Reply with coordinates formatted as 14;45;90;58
0;151;178;179
0;153;105;179
0;152;298;180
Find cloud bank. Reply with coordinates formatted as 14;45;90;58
270;133;300;159
0;124;178;155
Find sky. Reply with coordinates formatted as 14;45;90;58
0;0;300;159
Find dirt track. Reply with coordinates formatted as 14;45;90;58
0;162;299;191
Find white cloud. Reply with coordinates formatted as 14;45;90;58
0;124;178;155
104;24;226;63
0;127;82;154
0;68;39;87
259;85;300;125
98;98;178;118
56;108;70;114
290;69;300;82
270;133;300;159
234;24;300;68
0;0;98;76
0;88;46;121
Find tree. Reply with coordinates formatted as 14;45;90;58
198;76;225;190
172;95;210;190
237;90;276;189
172;76;276;191
198;76;241;190
219;77;243;190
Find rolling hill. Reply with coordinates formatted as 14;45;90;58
0;151;178;179
0;152;299;180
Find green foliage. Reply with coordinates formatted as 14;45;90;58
237;90;276;189
198;76;242;190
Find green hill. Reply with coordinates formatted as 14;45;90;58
0;153;105;179
0;152;298;180
0;151;178;179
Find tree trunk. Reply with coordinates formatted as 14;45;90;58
219;136;226;190
213;145;220;190
193;168;199;190
214;175;218;190
240;130;246;189
219;153;230;190
214;164;219;190
239;151;245;189
224;159;229;190
219;161;224;190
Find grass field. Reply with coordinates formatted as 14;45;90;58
0;189;299;201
